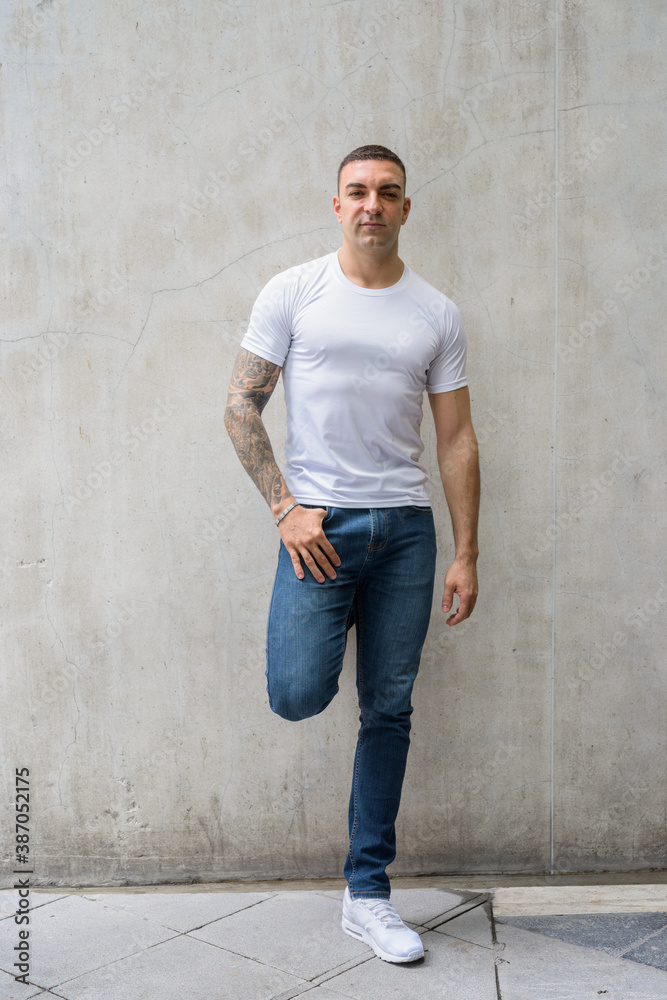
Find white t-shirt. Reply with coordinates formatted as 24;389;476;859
240;251;467;507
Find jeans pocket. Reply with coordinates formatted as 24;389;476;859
408;505;432;512
299;503;331;521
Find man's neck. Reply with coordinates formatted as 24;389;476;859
337;245;405;289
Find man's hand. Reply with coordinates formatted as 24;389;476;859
224;350;341;582
442;556;478;626
278;505;341;583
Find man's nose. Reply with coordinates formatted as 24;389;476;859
365;192;381;214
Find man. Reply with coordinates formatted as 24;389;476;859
225;144;479;963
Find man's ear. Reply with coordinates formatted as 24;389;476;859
332;195;342;222
402;196;411;224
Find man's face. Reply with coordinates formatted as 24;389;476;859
333;159;410;254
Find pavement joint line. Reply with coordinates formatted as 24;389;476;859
489;892;509;1000
180;930;286;971
488;896;501;947
0;899;72;925
432;923;495;950
1;980;67;998
488;885;515;1000
268;951;377;1000
434;930;495;951
423;893;491;930
494;956;503;1000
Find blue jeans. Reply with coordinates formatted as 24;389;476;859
266;505;436;898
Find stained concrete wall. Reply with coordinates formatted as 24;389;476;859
1;0;665;886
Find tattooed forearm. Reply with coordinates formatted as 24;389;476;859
226;404;291;510
224;348;293;513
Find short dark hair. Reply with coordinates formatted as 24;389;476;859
337;144;406;193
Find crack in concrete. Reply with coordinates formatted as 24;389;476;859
111;227;338;395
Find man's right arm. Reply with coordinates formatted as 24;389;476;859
224;347;291;514
224;347;340;582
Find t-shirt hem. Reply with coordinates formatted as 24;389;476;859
239;338;286;367
292;496;432;509
426;376;468;394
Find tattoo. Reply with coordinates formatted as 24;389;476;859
224;348;291;510
228;348;281;412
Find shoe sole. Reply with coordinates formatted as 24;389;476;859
342;914;424;963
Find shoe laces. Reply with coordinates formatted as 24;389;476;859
358;898;405;928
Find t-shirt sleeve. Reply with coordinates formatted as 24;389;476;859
240;272;293;366
425;301;468;394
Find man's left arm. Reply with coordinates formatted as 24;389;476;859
429;387;480;625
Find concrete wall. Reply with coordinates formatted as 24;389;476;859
1;0;665;886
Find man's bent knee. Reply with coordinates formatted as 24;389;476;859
268;687;335;722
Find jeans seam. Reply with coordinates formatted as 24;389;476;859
358;508;377;573
348;731;362;890
348;595;365;893
355;593;365;711
367;507;389;553
264;543;285;712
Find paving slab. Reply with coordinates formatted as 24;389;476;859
493;883;667;916
433;901;494;948
495;922;667;1000
191;891;369;980
81;890;274;933
497;911;667;959
54;932;304;1000
325;929;497;1000
0;894;175;991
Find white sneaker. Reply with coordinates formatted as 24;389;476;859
342;887;424;963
